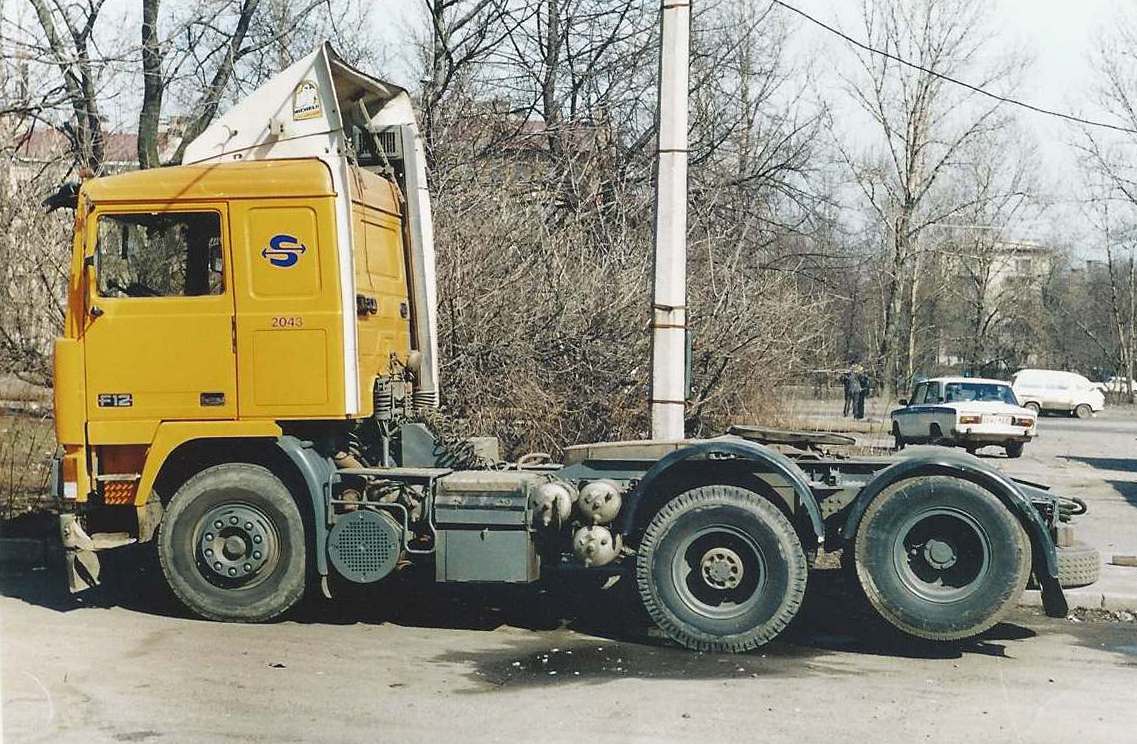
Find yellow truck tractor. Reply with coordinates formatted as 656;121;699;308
52;44;1086;652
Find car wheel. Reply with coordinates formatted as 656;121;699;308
1024;402;1040;414
892;423;906;451
636;485;808;652
852;476;1031;641
1074;404;1092;419
1005;441;1024;458
158;463;307;622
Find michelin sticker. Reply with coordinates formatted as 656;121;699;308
292;80;322;121
262;234;307;268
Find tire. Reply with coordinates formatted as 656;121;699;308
929;423;944;444
1024;402;1040;414
158;463;307;622
1074;404;1092;419
892;423;906;451
852;476;1031;641
1029;541;1101;589
635;485;807;652
1005;441;1024;459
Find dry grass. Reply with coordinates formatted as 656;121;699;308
0;411;57;525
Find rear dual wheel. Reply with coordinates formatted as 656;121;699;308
852;476;1031;641
636;485;808;652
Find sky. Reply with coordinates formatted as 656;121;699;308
781;0;1127;244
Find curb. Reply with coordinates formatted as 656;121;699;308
1019;587;1137;614
0;537;47;567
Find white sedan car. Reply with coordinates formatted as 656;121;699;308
890;377;1038;458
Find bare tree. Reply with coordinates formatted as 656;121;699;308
20;0;112;172
1076;9;1137;401
837;0;1021;395
937;128;1038;375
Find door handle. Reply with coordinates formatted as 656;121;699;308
89;305;104;318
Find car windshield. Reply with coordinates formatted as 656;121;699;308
942;382;1018;405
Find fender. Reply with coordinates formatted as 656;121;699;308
275;435;336;577
615;438;825;545
841;452;1067;618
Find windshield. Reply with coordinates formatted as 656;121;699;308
943;382;1018;405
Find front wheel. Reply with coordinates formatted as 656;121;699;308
1024;402;1041;414
635;485;807;652
852;476;1031;641
158;463;307;622
1074;404;1092;419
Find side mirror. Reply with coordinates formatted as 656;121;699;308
898;398;908;406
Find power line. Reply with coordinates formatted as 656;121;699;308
771;0;1137;136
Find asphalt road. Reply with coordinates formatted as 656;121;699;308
969;406;1137;558
2;556;1136;744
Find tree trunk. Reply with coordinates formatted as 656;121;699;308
138;0;164;169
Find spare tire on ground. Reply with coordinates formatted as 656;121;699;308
1029;541;1100;590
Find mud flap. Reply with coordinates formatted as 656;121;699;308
60;514;101;592
1037;569;1069;618
59;514;136;593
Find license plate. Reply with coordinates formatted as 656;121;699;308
992;415;1011;425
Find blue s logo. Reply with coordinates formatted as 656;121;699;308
262;234;307;268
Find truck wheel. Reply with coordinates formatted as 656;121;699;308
1005;441;1024;459
929;424;944;444
853;476;1031;642
1074;404;1092;419
635;485;807;652
158;463;307;622
892;423;906;451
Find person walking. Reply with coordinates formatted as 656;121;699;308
843;369;860;418
855;369;870;420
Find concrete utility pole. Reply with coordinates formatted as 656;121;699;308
650;0;691;441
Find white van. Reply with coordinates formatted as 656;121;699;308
1010;369;1105;418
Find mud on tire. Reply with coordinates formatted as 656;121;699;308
635;485;807;652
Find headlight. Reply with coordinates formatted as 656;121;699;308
958;415;981;424
1012;416;1034;427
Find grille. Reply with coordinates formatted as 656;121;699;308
327;510;401;583
376;129;401;159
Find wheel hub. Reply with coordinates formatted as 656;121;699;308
922;538;957;569
893;507;991;603
198;504;275;582
700;547;744;590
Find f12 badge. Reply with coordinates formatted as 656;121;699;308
97;393;133;408
262;234;307;268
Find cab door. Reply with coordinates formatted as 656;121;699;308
82;206;237;423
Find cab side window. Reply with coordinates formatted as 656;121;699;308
97;212;223;298
910;383;927;404
925;382;942;403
